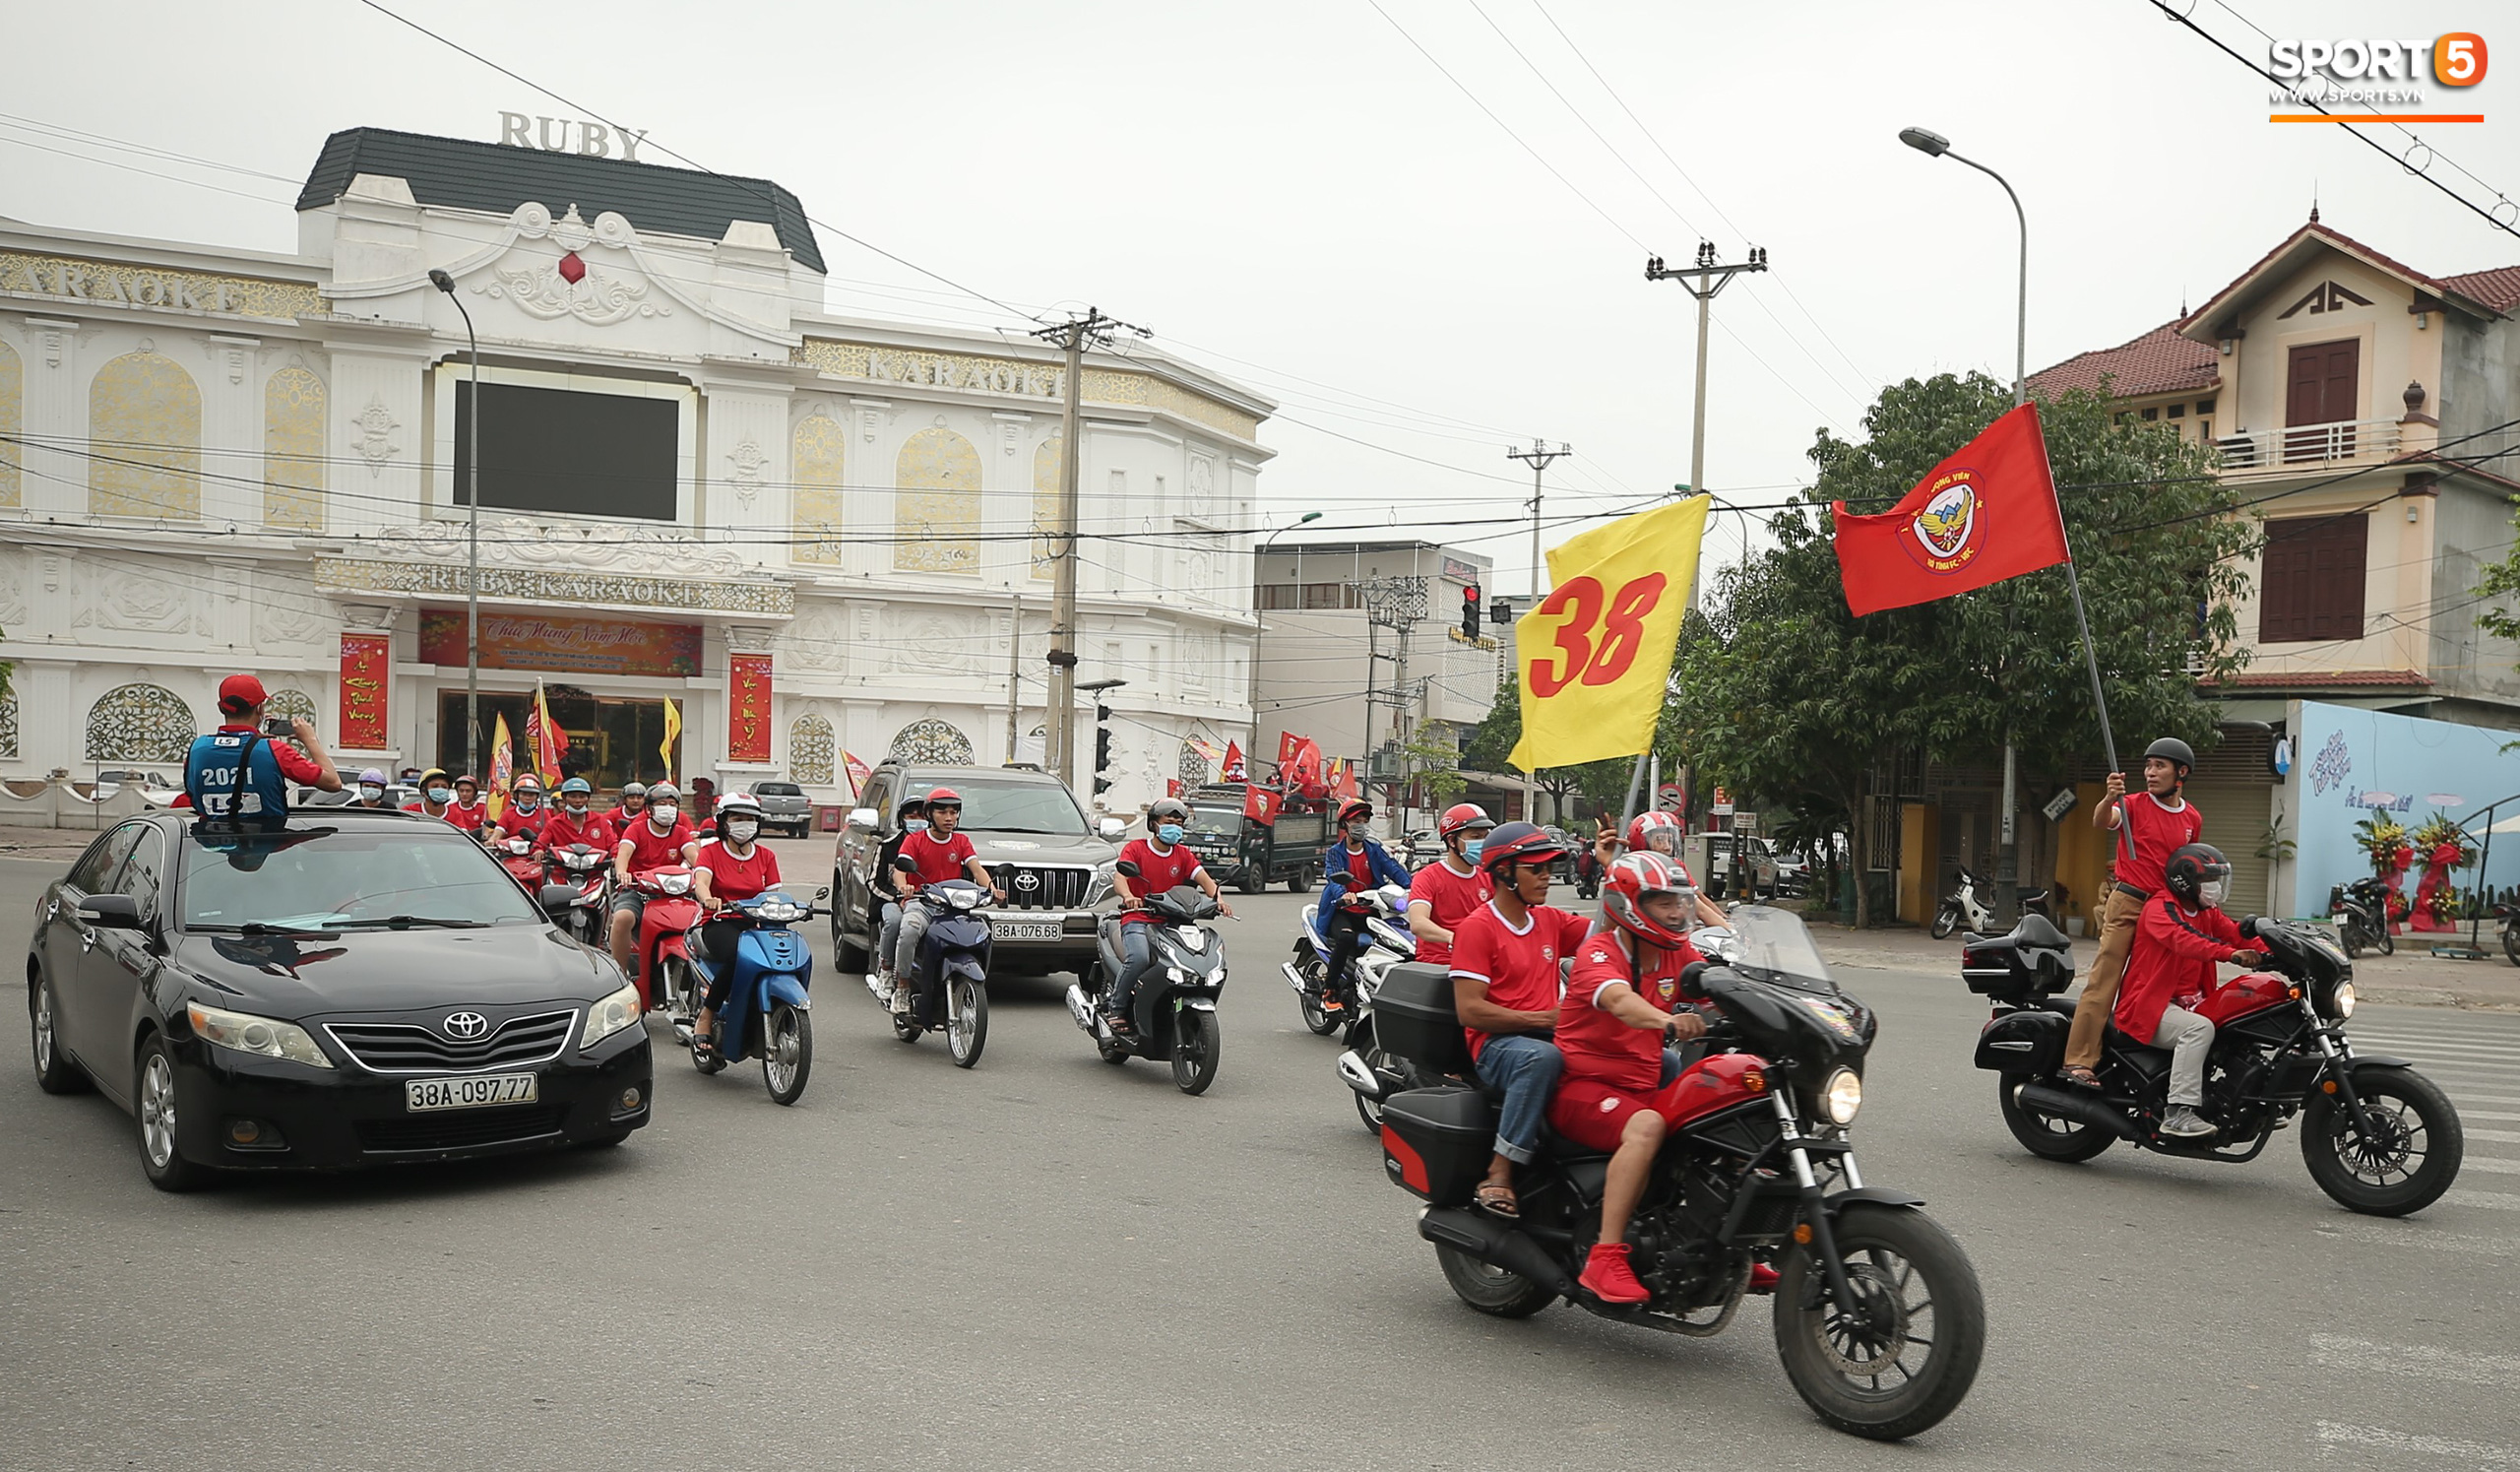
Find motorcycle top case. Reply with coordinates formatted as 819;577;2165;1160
1959;914;2075;999
1372;962;1473;1075
1380;1084;1496;1205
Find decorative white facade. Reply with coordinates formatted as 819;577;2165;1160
0;127;1273;811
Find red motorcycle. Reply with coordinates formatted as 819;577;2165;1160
627;865;704;1014
545;842;609;945
491;834;546;890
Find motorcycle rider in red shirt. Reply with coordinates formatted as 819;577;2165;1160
2065;737;2206;1087
446;774;490;836
1406;802;1495;970
887;788;1005;1010
2117;843;2263;1139
688;793;783;1059
535;776;615;856
487;773;548;846
1101;797;1233;1036
1618;809;1730;928
608;780;697;976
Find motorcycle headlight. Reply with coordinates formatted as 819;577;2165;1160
2331;980;2357;1019
582;982;643;1049
187;1001;334;1069
1821;1066;1863;1125
949;887;984;911
656;873;691;896
1177;926;1207;951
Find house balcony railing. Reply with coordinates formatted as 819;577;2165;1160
2214;418;2403;474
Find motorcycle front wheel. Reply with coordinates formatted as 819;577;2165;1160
2338;922;2366;960
1435;1246;1554;1318
2503;923;2520;967
1298;988;1337;1036
763;1002;811;1105
1171;1008;1222;1096
947;979;988;1068
2377;926;2396;957
2301;1067;2463;1216
1774;1203;1984;1441
1928;906;1958;941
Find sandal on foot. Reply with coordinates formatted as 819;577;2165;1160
1102;1011;1137;1039
2060;1065;2101;1089
1474;1183;1519;1218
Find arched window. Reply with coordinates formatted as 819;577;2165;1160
85;682;195;763
264;365;326;531
0;687;18;758
788;712;836;785
1178;741;1211;789
1031;435;1062;582
90;349;201;519
893;426;979;574
887;718;974;765
792;412;847;566
0;334;21;509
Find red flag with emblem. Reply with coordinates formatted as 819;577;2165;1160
1830;403;2068;617
1242;785;1280;825
1222;740;1246;784
1277;731;1299;767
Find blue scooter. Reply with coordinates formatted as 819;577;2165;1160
672;887;829;1106
886;860;994;1068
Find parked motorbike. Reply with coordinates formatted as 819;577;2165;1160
1370;906;1983;1440
1964;910;2464;1215
670;888;828;1106
2330;876;2397;958
872;860;992;1067
545;842;608;945
1929;866;2052;940
1067;864;1228;1094
1283;873;1415;1038
627;865;705;1013
2498;899;2520;967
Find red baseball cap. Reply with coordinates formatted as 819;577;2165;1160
217;673;267;717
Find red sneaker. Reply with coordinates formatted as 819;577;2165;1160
1747;1262;1781;1294
1580;1242;1651;1305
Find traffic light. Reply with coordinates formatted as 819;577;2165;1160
1488;597;1514;626
1461;583;1482;640
1093;704;1114;797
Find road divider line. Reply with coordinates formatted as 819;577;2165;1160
2442;1189;2520;1212
2310;1335;2520;1390
2314;1220;2515;1255
2315;1421;2520;1466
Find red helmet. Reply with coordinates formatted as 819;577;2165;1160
923;787;963;808
1438;802;1495;844
1626;809;1683;855
1604;852;1697;950
1337;799;1374;826
1478;820;1570;877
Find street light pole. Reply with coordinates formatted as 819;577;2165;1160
1248;510;1321;768
1901;126;2029;925
427;269;481;781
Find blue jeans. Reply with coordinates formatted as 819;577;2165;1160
1105;921;1156;1015
1475;1034;1564;1164
876;901;904;977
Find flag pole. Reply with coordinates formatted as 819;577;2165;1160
2033;416;2132;869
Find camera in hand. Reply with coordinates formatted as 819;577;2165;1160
260;716;295;738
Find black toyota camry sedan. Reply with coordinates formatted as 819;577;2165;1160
26;808;652;1189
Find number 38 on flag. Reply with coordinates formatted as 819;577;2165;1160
1507;496;1709;773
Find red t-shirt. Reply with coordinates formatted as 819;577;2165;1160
2113;792;2204;895
444;799;489;834
214;723;328;787
618;815;697;873
1559;932;1703;1092
1344;845;1373;891
693;837;782;905
1449;900;1594;1059
1407;859;1492;970
900;828;979;889
2116;896;2244;1040
497;803;550;841
404;800;462;827
536;808;615;855
1118;838;1206;923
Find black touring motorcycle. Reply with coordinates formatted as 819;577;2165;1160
1963;912;2464;1215
1371;908;1984;1441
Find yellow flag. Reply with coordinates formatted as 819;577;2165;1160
1506;495;1709;773
660;698;681;784
486;713;515;824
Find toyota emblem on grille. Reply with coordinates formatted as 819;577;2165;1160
1014;870;1040;892
442;1011;490;1040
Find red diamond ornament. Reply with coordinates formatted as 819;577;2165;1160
557;251;587;285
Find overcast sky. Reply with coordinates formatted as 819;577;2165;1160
5;0;2513;595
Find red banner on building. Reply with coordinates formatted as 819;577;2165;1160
727;654;774;763
417;608;703;677
339;633;390;749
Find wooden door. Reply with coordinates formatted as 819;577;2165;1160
2285;340;2360;461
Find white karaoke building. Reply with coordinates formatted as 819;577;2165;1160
0;124;1273;811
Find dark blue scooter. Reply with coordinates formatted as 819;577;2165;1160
672;887;829;1105
888;860;993;1068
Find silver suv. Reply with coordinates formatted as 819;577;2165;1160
831;763;1124;979
746;780;814;838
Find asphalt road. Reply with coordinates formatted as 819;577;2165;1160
4;850;2517;1470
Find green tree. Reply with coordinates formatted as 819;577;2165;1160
1460;671;1631;822
1398;719;1467;807
1673;372;2250;926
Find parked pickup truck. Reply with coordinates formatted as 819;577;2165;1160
745;780;815;838
1182;784;1335;894
831;762;1124;980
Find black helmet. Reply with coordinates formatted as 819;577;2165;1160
2144;737;2197;774
1148;798;1189;824
2164;843;2232;909
1479;820;1571;876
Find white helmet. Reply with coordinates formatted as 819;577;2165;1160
715;792;763;820
647;782;682;805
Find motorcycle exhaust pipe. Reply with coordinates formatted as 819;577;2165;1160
1063;983;1099;1033
1417;1206;1577;1298
2016;1079;2143;1140
1280;960;1311;993
1335;1049;1385;1099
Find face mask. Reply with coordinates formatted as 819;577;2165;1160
1157;823;1184;845
905;818;929;834
565;799;587;814
2199;877;2229;909
1462;838;1484;862
425;787;451;804
515;797;540;812
1347;820;1369;839
724;818;759;844
360;785;386;803
649;806;678;830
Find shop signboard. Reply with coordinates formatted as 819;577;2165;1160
728;654;774;763
339;633;391;749
418;608;702;677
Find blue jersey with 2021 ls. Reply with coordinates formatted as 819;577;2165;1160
184;731;288;821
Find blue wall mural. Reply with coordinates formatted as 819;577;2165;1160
2285;699;2520;916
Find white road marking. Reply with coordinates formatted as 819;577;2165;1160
2352;1039;2520;1061
2458;1110;2520;1122
2315;1220;2514;1254
2463;1127;2520;1145
2463;1156;2520;1175
2311;1335;2520;1390
2316;1421;2520;1466
2443;1188;2520;1212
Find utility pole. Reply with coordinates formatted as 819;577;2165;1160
1005;590;1023;765
1647;242;1768;526
1505;440;1569;824
1360;575;1427;824
1030;307;1150;791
